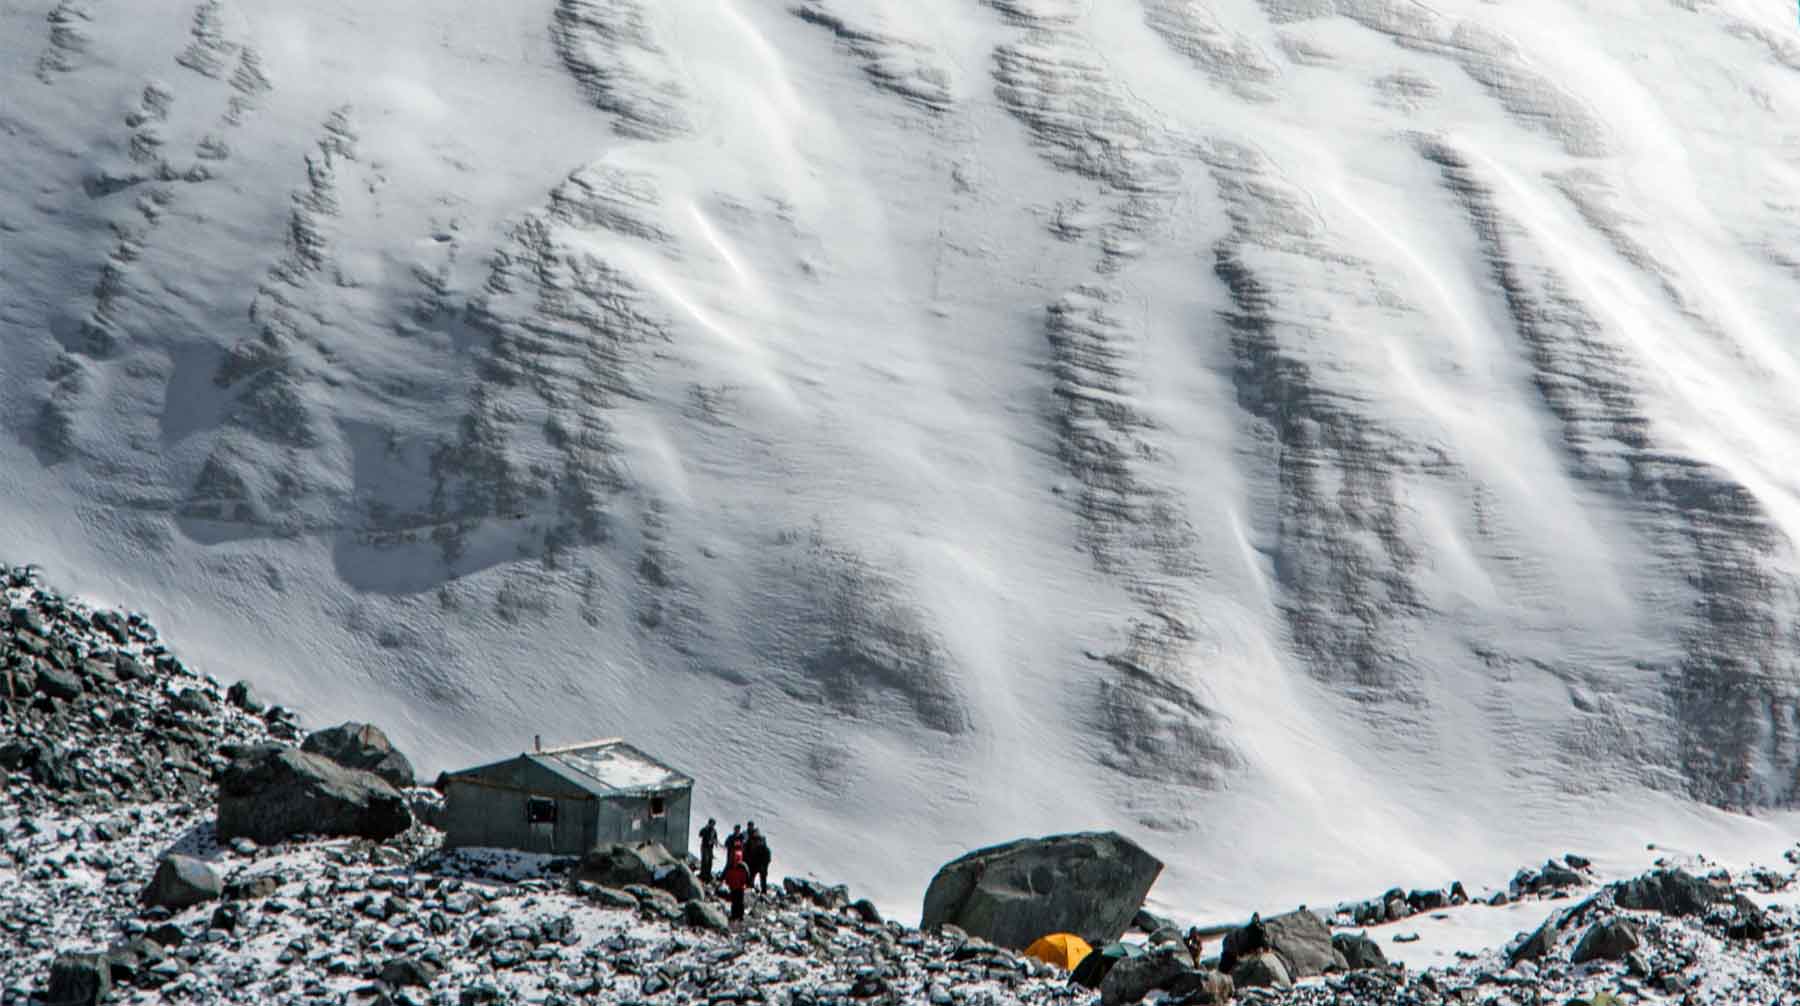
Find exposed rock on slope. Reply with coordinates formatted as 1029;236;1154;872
216;743;412;843
921;831;1163;949
300;720;416;789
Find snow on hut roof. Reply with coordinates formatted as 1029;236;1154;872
532;738;690;793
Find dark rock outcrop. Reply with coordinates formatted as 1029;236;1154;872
1231;951;1292;989
684;899;730;931
216;744;411;843
141;854;222;910
1332;931;1387;971
1099;946;1195;1006
1571;918;1639;963
1221;909;1342;978
47;953;111;1006
300;721;415;789
572;842;677;890
1611;869;1719;917
1509;919;1557;967
921;831;1162;949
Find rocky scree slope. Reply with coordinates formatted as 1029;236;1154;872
6;565;1800;1006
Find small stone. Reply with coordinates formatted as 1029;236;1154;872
380;956;442;988
142;855;223;911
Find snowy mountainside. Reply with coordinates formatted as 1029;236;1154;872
5;0;1800;921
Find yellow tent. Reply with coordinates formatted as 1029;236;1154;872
1024;933;1094;971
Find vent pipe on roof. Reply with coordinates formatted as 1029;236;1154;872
534;734;541;753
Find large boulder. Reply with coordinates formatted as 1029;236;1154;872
1332;931;1387;971
684;899;731;932
1508;919;1557;967
1220;910;1343;978
1571;918;1640;964
1610;869;1719;917
572;842;698;901
141;854;222;910
217;744;411;844
921;831;1163;949
1569;917;1641;964
1230;952;1292;990
1099;946;1196;1006
300;722;415;789
573;842;670;887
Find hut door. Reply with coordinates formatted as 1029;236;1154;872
526;797;557;854
646;795;669;847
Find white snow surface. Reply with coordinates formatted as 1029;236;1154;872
5;0;1800;928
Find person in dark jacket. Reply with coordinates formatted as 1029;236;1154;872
725;824;745;859
698;818;719;882
744;824;771;893
723;849;751;922
1184;927;1206;968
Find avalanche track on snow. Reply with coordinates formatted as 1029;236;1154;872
5;0;1800;923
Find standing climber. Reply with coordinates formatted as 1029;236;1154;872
1184;927;1206;968
698;818;719;882
723;848;751;922
725;823;746;859
745;823;772;893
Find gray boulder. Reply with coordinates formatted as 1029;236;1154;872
1571;918;1640;964
300;722;415;789
141;854;222;910
921;831;1163;949
48;953;111;1006
1332;931;1387;971
1508;920;1556;967
1611;869;1719;917
1231;951;1292;990
571;842;679;890
1220;909;1343;979
217;744;411;844
1099;946;1195;1006
684;899;731;932
656;862;706;903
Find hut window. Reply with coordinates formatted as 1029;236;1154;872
526;798;557;824
649;796;667;818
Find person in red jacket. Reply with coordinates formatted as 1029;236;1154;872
723;848;751;922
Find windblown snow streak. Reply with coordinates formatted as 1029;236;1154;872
4;0;1800;917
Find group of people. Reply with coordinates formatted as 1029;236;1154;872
697;818;773;922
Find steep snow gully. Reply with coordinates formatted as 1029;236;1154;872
5;0;1800;923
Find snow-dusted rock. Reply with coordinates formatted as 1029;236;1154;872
141;853;221;910
216;744;411;843
1230;950;1292;990
1220;908;1343;979
921;831;1162;949
300;721;416;789
1571;917;1640;964
1332;930;1387;971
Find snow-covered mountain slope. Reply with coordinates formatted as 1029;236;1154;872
5;0;1800;922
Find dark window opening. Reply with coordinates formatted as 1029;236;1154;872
649;796;667;818
527;797;557;824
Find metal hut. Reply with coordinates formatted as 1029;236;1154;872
441;737;694;857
